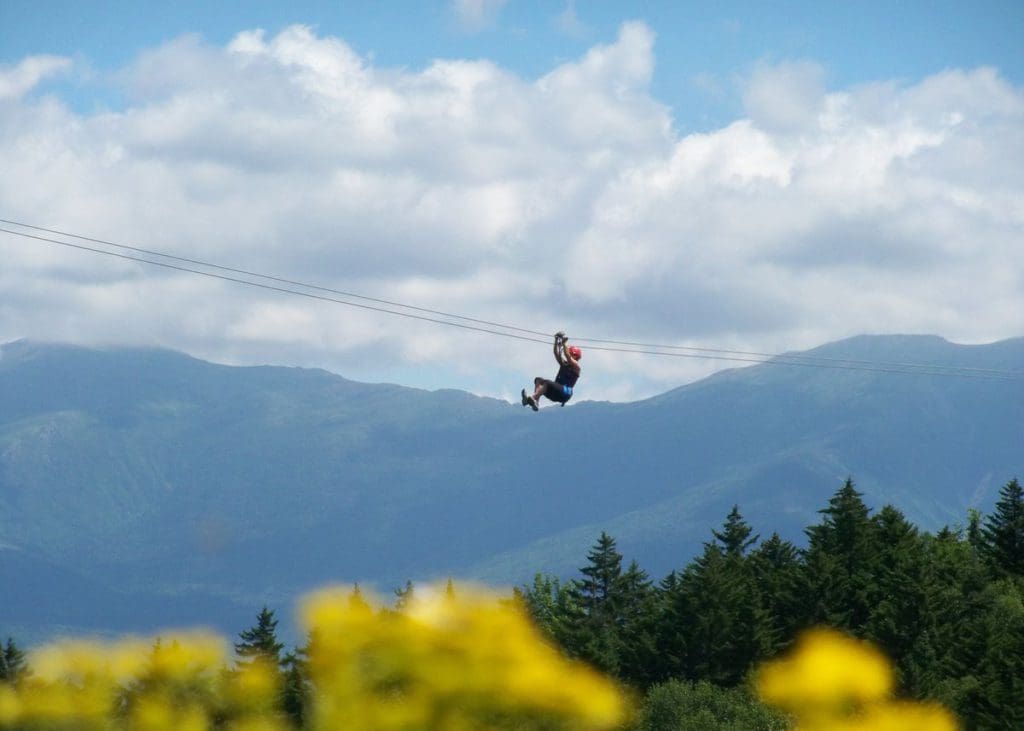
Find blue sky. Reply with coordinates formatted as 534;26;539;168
1;1;1022;400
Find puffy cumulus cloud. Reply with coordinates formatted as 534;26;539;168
0;25;1021;401
566;64;1024;361
0;55;72;100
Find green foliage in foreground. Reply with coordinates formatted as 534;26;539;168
630;680;787;731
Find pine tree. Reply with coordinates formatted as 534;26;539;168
863;505;926;687
0;640;8;681
972;578;1024;727
1;638;28;683
394;580;415;611
966;508;985;553
981;478;1024;577
615;560;660;688
906;527;988;713
516;573;580;650
574;532;624;610
803;478;875;631
658;510;772;685
566;532;626;675
670;540;771;686
235;606;285;668
713;505;760;557
749;533;805;654
282;636;312;727
652;571;684;682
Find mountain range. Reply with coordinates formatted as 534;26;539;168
1;335;1021;644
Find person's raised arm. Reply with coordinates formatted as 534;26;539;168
554;332;566;364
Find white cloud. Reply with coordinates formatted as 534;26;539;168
0;55;71;100
0;25;1021;401
742;59;827;133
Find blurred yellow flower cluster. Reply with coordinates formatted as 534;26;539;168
0;631;282;730
300;585;626;730
0;584;626;730
756;628;959;731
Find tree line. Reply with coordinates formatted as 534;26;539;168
516;477;1024;729
3;477;1022;729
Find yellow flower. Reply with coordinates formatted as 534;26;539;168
757;628;892;712
2;582;627;730
0;685;20;725
147;632;226;680
227;657;281;710
757;628;960;731
300;583;627;730
130;694;210;731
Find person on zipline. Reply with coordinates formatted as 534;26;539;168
522;331;581;411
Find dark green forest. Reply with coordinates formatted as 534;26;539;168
4;477;1022;729
515;477;1024;730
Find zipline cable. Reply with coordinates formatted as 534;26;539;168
0;218;551;340
573;336;1018;378
0;227;552;347
2;218;1013;377
1;222;1020;381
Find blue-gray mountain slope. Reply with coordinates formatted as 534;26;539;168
1;335;1021;641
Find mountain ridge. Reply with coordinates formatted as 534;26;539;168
2;334;1021;642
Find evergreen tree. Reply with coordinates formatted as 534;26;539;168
863;505;926;686
972;578;1024;728
667;536;771;686
574;532;624;609
906;527;989;712
566;532;626;675
615;560;660;688
0;634;28;679
652;571;684;682
749;533;805;655
981;478;1024;577
658;509;772;685
802;478;875;631
235;606;285;669
394;580;415;611
516;573;580;649
966;508;985;554
282;637;311;727
1;638;28;682
713;505;760;557
7;638;26;681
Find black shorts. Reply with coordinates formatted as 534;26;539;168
536;378;572;403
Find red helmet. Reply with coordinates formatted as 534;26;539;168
568;345;582;360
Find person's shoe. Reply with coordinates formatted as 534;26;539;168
528;396;539;412
521;388;530;407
